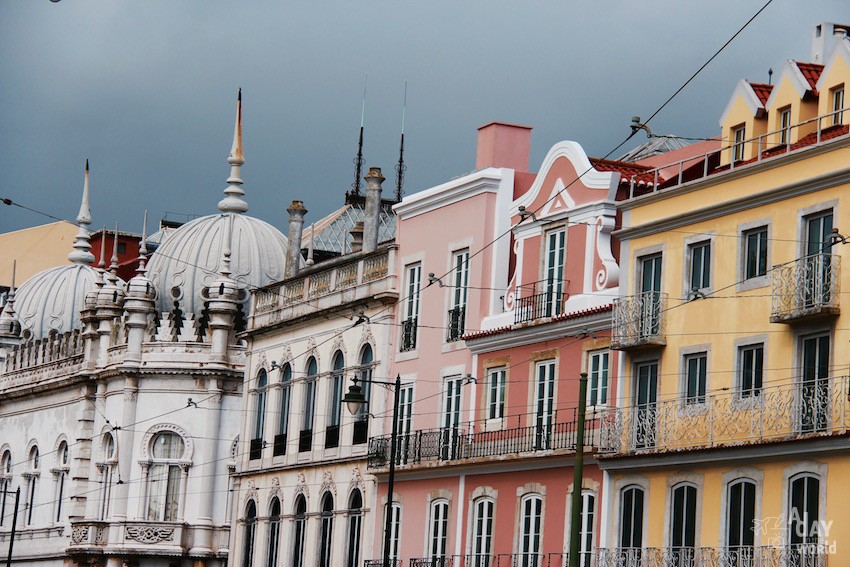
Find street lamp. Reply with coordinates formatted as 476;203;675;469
342;374;402;567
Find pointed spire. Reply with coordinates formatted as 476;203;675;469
349;75;367;199
396;82;408;203
218;88;249;214
95;226;107;289
219;213;234;278
68;160;97;265
0;260;20;339
108;223;120;284
137;211;149;274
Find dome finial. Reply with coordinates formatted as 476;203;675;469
137;210;149;274
68;160;97;265
218;88;249;214
219;213;234;277
108;223;120;284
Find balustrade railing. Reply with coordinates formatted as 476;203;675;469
771;254;840;323
598;376;850;454
514;292;565;324
400;317;418;352
446;306;466;342
367;410;606;469
612;291;667;350
595;546;827;567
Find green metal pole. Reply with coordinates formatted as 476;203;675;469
568;373;588;567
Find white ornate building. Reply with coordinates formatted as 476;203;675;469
0;93;289;567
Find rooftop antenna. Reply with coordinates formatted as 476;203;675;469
395;81;407;203
350;74;367;198
768;68;773;85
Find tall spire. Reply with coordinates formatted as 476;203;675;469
218;88;249;214
108;223;120;285
137;210;149;274
68;160;97;265
395;81;408;203
348;75;367;199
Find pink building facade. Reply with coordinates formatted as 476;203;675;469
367;124;635;567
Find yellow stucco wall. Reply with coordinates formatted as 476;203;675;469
0;222;79;288
720;95;766;165
817;52;850;123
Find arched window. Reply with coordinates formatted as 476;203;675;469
99;433;116;520
429;499;450;563
670;484;697;561
147;432;186;521
318;492;334;567
471;497;494;567
25;446;39;526
292;495;307;567
55;441;70;522
274;363;292;456
243;500;257;567
519;494;542;567
326;352;345;449
0;450;11;527
789;474;819;545
250;369;268;460
353;345;373;444
620;486;644;549
346;490;363;567
299;358;318;452
726;479;756;548
266;498;280;567
571;491;595;567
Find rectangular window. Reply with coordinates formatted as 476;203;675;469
739;344;764;398
447;250;469;342
801;334;830;433
401;264;421;352
688;241;711;291
387;503;402;562
578;492;595;567
441;377;464;460
534;361;556;450
588;351;609;407
396;386;414;437
732;125;746;162
684;353;707;405
779;107;792;145
744;227;768;279
832;85;845;125
544;230;566;317
487;367;506;420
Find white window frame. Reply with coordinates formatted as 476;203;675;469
146;431;187;522
486;367;506;421
779;106;792;145
737;219;771;292
732;124;746;162
831;85;845;125
517;494;543;567
428;498;450;561
587;350;610;408
470;497;495;567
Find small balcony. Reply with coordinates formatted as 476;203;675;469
400;317;418;352
598;376;850;454
595;546;827;567
367;410;602;470
514;291;566;325
446;306;466;342
771;253;840;324
611;291;667;350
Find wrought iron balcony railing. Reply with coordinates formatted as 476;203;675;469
514;292;565;324
446;306;466;342
406;553;589;567
595;546;827;567
771;253;840;324
598;376;850;454
367;410;608;469
400;317;418;352
612;291;667;350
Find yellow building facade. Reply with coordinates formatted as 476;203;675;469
597;24;850;566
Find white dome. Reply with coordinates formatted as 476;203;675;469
146;212;288;320
15;264;100;339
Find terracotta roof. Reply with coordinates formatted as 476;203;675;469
463;304;612;341
795;62;824;94
713;124;849;172
590;158;657;186
748;82;773;105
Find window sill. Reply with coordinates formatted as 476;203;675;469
395;349;419;363
737;275;770;293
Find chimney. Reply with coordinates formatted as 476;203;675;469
811;22;850;64
476;121;533;172
363;167;384;253
350;221;364;253
286;200;307;278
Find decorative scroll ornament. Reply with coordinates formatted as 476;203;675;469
269;476;281;498
320;470;335;495
125;525;175;544
71;526;89;544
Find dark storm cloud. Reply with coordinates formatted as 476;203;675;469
0;1;847;235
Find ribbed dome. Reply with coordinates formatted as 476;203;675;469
15;264;101;339
146;213;288;320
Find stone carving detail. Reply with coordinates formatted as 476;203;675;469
94;526;107;545
125;525;175;544
320;470;335;495
349;466;365;493
71;526;90;544
244;479;259;506
269;476;281;498
294;472;309;499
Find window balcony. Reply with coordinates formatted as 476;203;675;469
595;546;827;567
446;306;466;342
598;376;850;454
407;554;581;567
771;253;840;324
68;520;218;555
367;411;601;470
400;317;418;352
514;292;565;325
611;291;667;350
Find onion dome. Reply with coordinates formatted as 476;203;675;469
146;90;288;321
14;162;115;340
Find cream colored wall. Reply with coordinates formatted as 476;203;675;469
0;222;79;287
720;96;766;165
817;54;850;124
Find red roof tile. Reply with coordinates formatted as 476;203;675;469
462;304;613;341
712;124;849;172
590;158;658;186
748;82;773;105
795;62;824;95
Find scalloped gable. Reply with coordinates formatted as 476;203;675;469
815;37;850;92
764;60;819;109
718;80;765;127
510;141;618;217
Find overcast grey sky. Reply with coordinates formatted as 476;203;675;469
1;1;847;235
